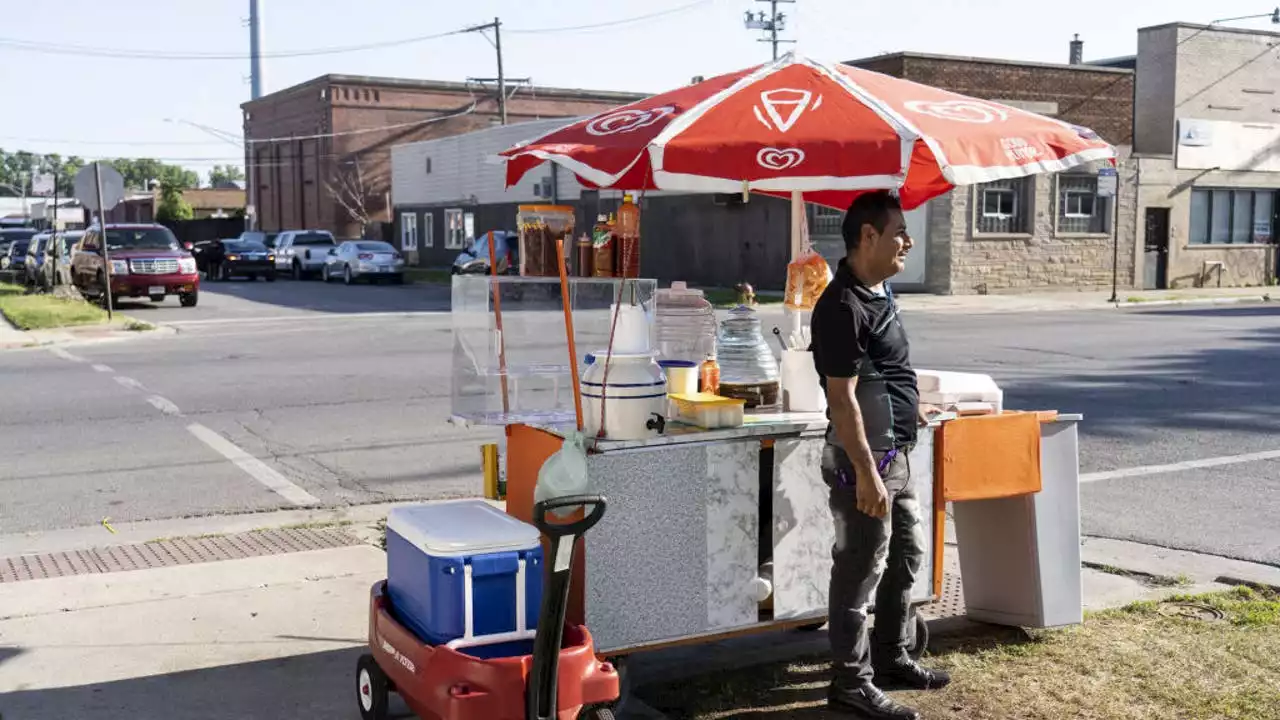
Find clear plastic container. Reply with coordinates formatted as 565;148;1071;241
716;305;781;408
517;205;575;278
654;281;717;364
451;275;657;426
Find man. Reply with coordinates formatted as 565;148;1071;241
810;191;949;719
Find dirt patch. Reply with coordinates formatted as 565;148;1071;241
637;587;1280;720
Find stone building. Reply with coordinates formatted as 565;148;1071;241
1131;22;1280;289
240;75;645;238
838;48;1137;294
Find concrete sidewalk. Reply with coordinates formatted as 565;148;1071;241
2;507;1279;720
894;285;1275;314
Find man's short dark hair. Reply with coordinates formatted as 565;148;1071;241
841;190;902;252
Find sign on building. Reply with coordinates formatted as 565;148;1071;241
1097;167;1118;198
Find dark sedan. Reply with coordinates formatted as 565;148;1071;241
194;239;276;281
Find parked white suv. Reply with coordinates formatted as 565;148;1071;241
273;230;336;280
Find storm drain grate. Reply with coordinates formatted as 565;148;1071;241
919;573;966;619
0;526;362;584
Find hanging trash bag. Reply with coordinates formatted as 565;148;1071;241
534;430;590;518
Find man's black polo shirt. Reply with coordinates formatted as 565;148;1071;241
809;258;919;452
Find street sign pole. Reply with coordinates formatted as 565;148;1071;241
51;173;59;287
1098;167;1120;304
94;162;114;320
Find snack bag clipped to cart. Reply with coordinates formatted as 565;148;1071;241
534;430;590;518
783;212;832;311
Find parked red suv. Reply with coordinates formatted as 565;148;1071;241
72;224;200;307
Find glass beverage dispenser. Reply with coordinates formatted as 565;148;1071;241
716;305;780;408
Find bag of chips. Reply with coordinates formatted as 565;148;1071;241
784;212;832;310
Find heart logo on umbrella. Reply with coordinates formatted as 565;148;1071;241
757;147;805;171
585;105;677;136
903;99;1010;124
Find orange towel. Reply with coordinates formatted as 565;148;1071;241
937;412;1043;502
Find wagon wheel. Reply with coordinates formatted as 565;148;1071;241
356;653;390;720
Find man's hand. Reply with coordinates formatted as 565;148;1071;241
918;403;942;427
855;466;890;518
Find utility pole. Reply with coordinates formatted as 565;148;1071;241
249;0;264;100
247;0;264;230
744;0;795;60
462;18;511;125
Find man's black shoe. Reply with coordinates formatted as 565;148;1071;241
874;658;952;690
827;683;921;719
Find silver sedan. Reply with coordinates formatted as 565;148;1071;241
321;240;406;285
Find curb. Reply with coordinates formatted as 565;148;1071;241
1117;295;1273;310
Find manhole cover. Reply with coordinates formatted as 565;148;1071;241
1157;602;1225;622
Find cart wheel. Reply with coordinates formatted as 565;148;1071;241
581;706;616;720
907;611;929;661
356;654;390;720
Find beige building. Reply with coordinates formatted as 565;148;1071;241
1132;22;1280;289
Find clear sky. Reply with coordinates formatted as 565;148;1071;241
1;0;1277;181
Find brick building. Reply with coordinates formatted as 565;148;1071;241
240;75;646;238
1131;23;1280;290
838;48;1137;294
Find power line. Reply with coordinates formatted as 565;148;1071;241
506;0;716;34
0;29;468;61
0;136;229;147
0;2;715;61
0;102;481;155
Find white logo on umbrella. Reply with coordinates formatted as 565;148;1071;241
757;147;805;171
903;99;1010;124
585;105;677;136
754;88;823;133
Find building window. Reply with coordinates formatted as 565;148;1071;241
425;157;433;175
423;212;434;248
811;205;843;236
400;212;418;251
445;208;467;249
1189;188;1277;245
1056;174;1111;234
975;177;1033;235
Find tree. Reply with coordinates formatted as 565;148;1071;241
207;165;245;187
327;158;373;236
154;178;193;223
108;158;198;191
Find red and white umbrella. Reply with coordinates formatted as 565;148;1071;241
501;54;1116;209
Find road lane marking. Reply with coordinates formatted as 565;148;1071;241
146;395;183;416
92;364;113;373
162;310;445;327
49;347;85;362
186;423;320;506
113;376;146;391
1080;449;1280;483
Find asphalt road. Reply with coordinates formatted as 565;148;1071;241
1;280;1277;567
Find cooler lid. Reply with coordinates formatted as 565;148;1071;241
387;500;541;556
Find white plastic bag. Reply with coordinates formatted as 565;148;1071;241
534;430;590;518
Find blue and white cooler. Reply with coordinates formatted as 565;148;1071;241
386;500;544;657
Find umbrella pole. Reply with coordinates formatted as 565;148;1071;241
556;237;585;431
487;231;511;416
785;190;805;340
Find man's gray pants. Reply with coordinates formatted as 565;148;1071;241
822;444;926;688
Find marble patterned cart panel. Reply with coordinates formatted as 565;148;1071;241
772;430;937;619
582;440;760;652
705;441;761;630
771;436;832;618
